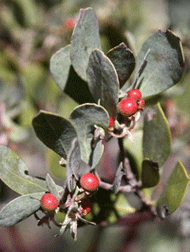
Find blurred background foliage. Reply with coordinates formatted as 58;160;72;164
0;0;190;251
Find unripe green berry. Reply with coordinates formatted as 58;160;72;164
55;211;66;223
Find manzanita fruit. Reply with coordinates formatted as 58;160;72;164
64;17;76;30
80;173;99;192
138;98;145;109
81;197;92;216
40;193;59;211
128;89;142;101
118;97;138;116
109;116;114;128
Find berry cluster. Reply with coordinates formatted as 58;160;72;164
35;173;99;229
118;89;145;117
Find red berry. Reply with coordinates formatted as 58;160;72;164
109;116;114;127
118;97;138;116
80;173;99;192
138;98;145;109
64;17;76;30
40;193;59;211
81;197;92;216
128;89;142;101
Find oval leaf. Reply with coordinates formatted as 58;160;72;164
50;45;95;104
90;126;105;169
136;30;184;98
0;192;44;226
156;161;189;215
45;174;61;200
32;110;77;159
64;66;95;104
141;159;160;188
143;103;171;167
0;145;47;195
69;103;109;165
107;42;135;88
86;49;119;119
47;150;66;179
114;193;135;217
123;130;143;180
66;138;81;191
50;45;71;91
70;7;101;81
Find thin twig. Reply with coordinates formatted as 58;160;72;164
118;185;135;193
118;138;157;216
95;170;113;190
